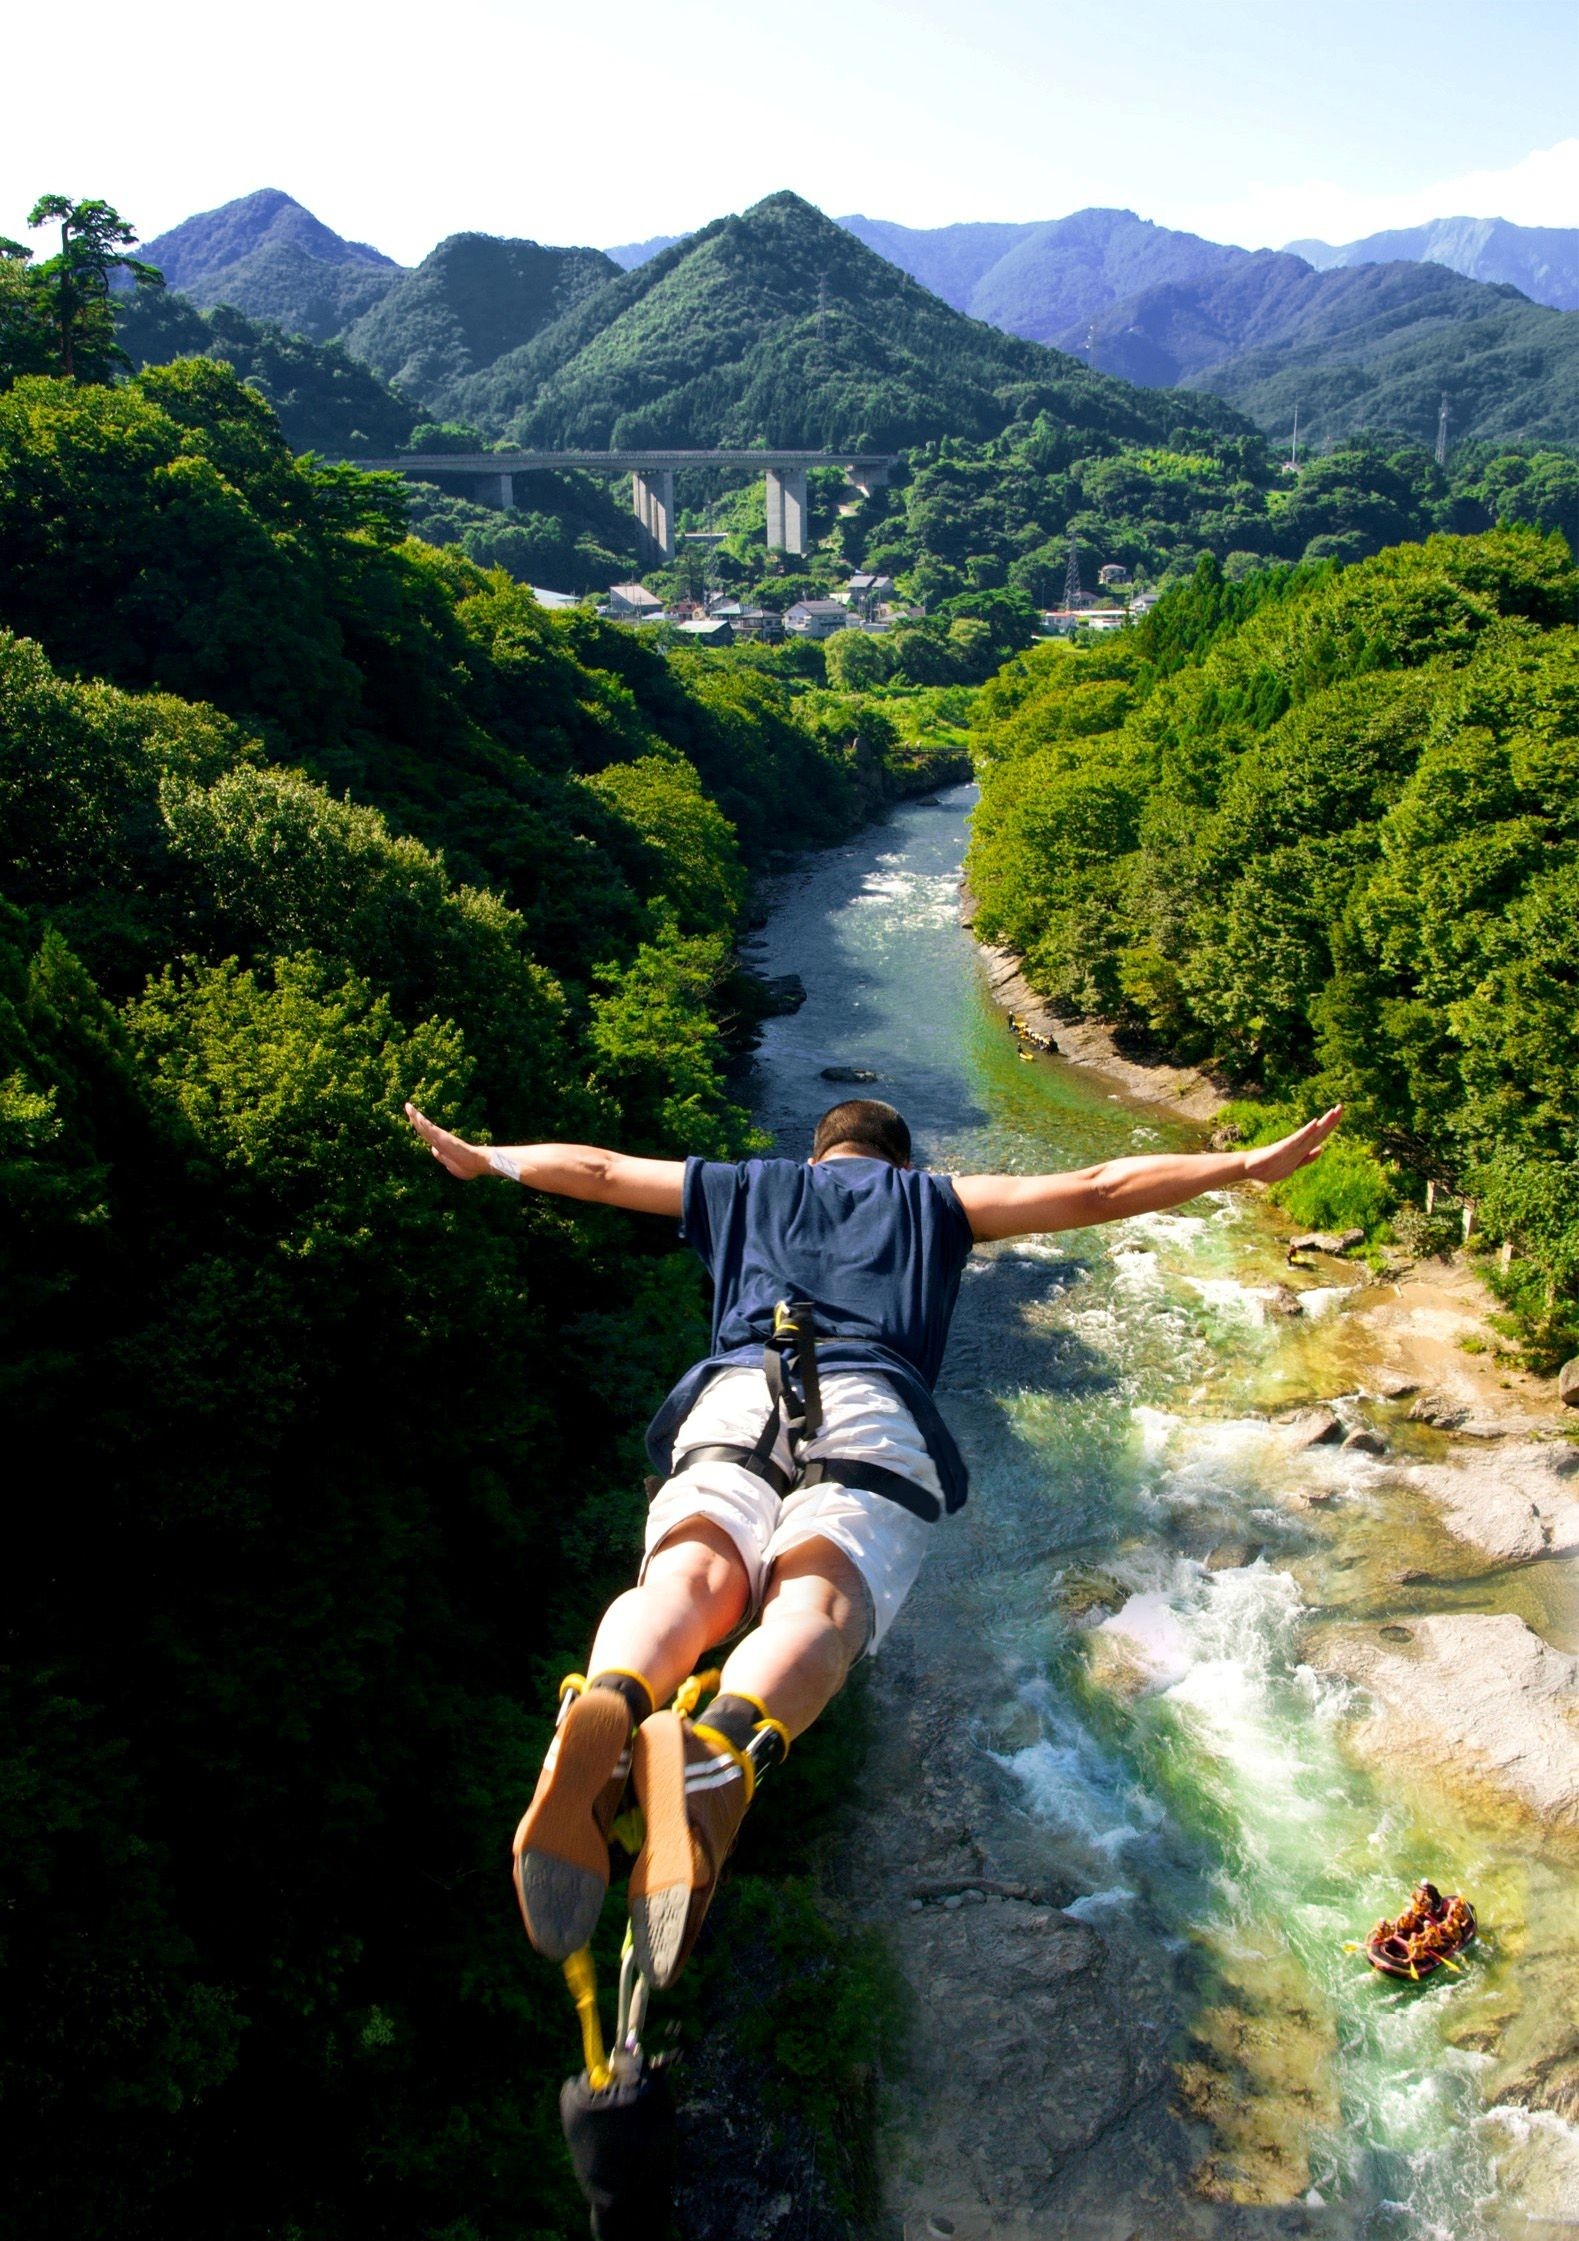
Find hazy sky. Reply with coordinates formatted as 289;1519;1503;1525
5;0;1576;262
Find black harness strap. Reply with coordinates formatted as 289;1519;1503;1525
669;1299;941;1524
675;1443;792;1498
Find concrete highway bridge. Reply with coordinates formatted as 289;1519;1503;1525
345;449;897;559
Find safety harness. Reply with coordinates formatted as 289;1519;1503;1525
673;1298;942;1524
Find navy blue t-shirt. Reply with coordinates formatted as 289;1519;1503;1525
645;1155;976;1511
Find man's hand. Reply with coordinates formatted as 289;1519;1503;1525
1242;1105;1343;1186
954;1103;1345;1239
405;1103;493;1181
403;1106;685;1213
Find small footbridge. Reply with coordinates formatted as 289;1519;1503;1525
343;448;897;558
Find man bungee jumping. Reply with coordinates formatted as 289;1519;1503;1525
405;1094;1341;1991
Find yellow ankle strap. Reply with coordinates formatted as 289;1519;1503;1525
731;1690;792;1762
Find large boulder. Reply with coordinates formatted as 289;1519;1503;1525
1395;1441;1579;1564
1311;1612;1579;1837
1560;1356;1579;1408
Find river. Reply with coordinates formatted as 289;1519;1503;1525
739;785;1579;2241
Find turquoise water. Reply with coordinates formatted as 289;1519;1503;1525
746;787;1579;2239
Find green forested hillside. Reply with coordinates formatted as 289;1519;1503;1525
839;426;1579;602
0;359;949;2237
1062;255;1579;447
342;232;620;414
454;192;1249;451
967;529;1579;1360
114;284;421;453
403;469;643;591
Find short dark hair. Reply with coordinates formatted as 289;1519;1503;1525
811;1098;911;1166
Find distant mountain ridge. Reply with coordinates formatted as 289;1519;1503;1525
124;189;1578;452
838;208;1246;340
451;192;1246;451
1285;216;1579;310
841;207;1579;321
131;188;406;339
1050;254;1578;447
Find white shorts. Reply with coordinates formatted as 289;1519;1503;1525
641;1365;942;1653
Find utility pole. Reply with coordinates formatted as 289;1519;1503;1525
1063;530;1083;611
1288;401;1300;472
1435;394;1450;468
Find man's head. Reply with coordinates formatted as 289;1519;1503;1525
810;1098;912;1168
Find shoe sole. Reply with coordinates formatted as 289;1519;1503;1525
628;1711;701;1989
512;1689;630;1961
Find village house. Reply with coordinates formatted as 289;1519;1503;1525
1042;606;1131;636
603;582;665;620
1098;563;1130;587
784;598;849;640
675;616;734;646
842;570;896;618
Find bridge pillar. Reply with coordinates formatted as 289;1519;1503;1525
844;462;889;499
473;471;515;510
765;467;809;555
632;468;675;560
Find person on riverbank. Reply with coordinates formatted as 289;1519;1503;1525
404;1094;1341;1988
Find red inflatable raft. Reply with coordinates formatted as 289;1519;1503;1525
1363;1881;1477;1980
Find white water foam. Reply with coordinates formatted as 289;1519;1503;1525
1120;1209;1212;1249
995;1681;1168;1871
1110;1244;1164;1295
1098;1590;1196;1691
850;864;959;929
1063;1885;1137;1920
1183;1275;1293;1325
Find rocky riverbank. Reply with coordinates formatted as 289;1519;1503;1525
967;912;1227;1125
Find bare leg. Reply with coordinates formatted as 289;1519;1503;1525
587;1518;752;1708
715;1535;867;1738
625;1536;868;1985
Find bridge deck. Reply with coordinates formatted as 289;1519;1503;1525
344;450;897;475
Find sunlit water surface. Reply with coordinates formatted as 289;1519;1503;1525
745;788;1579;2239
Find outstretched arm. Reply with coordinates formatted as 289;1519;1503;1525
952;1107;1342;1242
404;1104;684;1216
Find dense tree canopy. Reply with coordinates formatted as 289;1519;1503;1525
967;529;1579;1362
0;360;957;2236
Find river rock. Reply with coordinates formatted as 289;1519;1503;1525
1560;1357;1579;1408
758;972;807;1015
1395;1441;1579;1565
1312;1612;1579;1836
1289;1228;1365;1256
1408;1394;1469;1430
818;1065;878;1083
1054;1564;1128;1619
1275;1406;1343;1450
1264;1284;1305;1318
1342;1427;1388;1456
1373;1372;1420;1400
